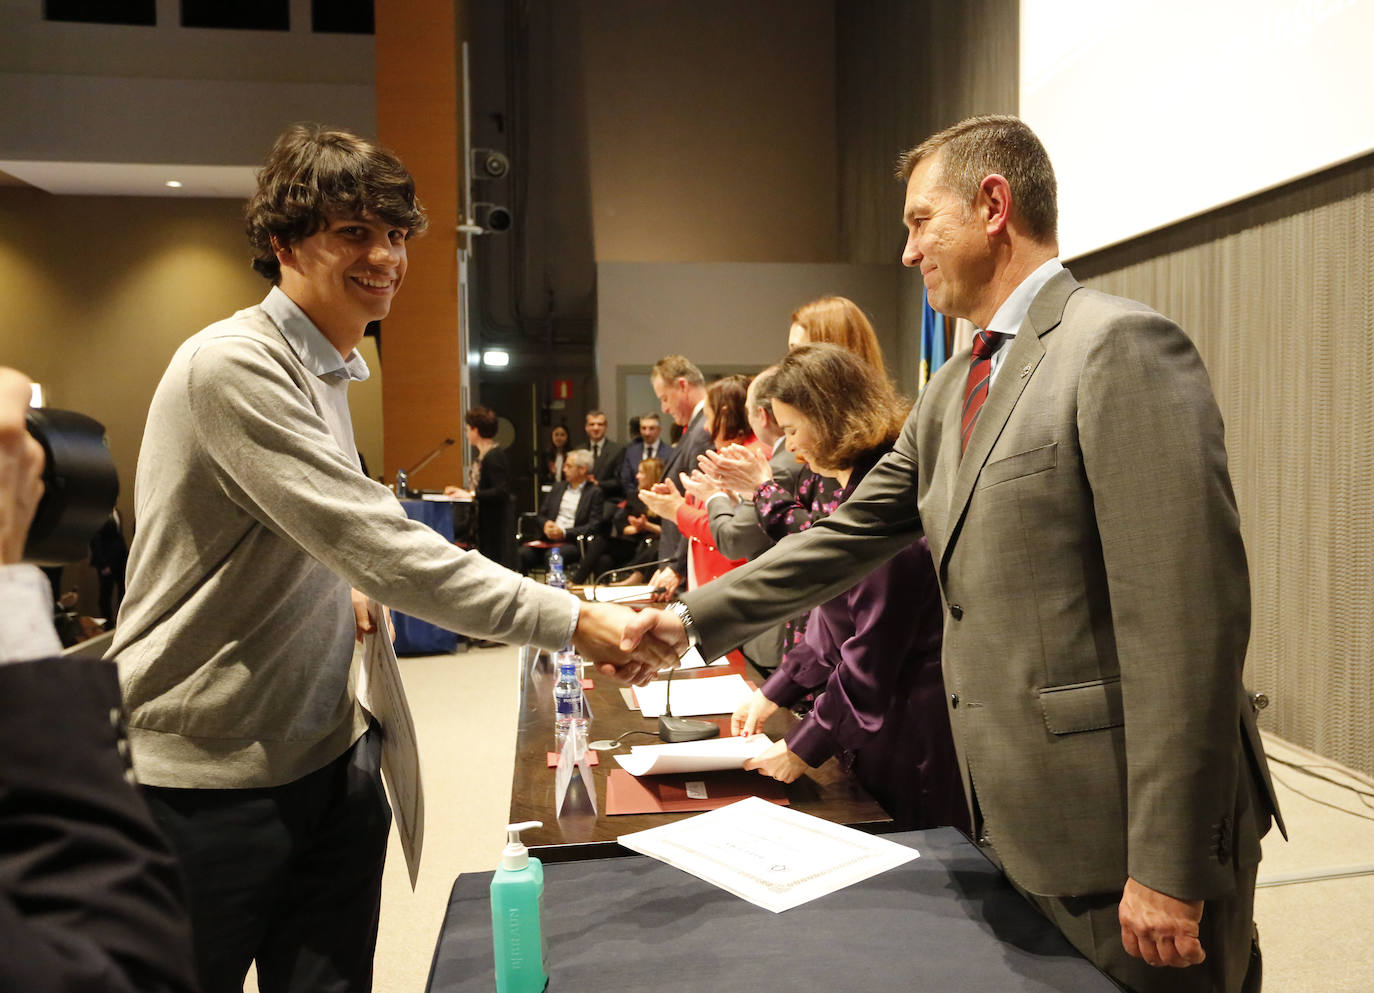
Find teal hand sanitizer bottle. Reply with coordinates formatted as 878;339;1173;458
491;821;548;993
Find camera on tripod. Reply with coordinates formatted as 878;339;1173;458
23;408;119;565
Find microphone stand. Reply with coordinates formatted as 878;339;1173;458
585;555;676;601
394;437;455;497
657;661;721;743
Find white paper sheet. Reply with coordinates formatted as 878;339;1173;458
357;599;426;888
618;796;919;913
631;672;754;718
672;645;731;670
613;734;772;776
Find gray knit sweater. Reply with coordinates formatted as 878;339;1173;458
111;298;574;788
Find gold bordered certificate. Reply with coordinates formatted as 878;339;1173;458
617;796;918;912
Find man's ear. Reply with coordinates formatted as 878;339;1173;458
979;174;1013;237
271;235;294;266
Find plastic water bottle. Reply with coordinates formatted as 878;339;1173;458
546;546;566;590
553;650;587;739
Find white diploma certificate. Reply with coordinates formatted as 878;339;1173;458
632;672;754;717
358;599;426;888
612;734;772;777
618;796;919;913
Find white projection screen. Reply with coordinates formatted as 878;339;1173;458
1020;0;1374;259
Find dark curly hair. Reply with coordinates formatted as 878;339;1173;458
763;344;909;471
245;124;428;283
465;405;499;439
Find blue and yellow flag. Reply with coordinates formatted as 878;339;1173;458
918;286;947;393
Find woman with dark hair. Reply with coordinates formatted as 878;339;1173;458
640;375;765;589
445;406;515;568
731;344;967;833
542;423;570;485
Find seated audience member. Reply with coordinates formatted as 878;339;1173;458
618;411;674;497
641;375;765;590
730;345;967;833
445;405;516;568
0;366;198;993
520;449;605;575
583;410;625;501
574;457;664;585
541;423;569;485
646;355;712;598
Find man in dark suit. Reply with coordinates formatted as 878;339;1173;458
520;448;605;575
646;355;713;598
620;117;1281;993
583;410;624;501
0;366;197;993
618;411;674;497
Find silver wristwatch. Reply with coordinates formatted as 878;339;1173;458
664;600;701;648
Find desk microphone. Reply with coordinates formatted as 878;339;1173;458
393;437;455;497
657;664;721;744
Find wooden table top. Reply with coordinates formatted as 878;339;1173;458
508;641;892;862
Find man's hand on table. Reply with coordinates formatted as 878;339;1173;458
1118;876;1206;967
574;600;680;686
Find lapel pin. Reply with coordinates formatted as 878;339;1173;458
1020;363;1031;378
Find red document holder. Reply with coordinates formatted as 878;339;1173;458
605;769;788;815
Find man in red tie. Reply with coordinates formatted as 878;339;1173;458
618;115;1282;993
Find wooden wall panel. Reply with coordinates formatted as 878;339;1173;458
374;1;468;489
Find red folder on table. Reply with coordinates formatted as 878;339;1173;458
605;768;788;815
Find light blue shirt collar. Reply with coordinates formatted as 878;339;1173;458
260;286;371;382
983;257;1064;338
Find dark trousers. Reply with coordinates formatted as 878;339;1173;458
1016;860;1260;993
143;727;391;993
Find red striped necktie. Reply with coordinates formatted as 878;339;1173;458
961;330;1009;456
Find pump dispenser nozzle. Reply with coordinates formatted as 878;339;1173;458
501;821;543;870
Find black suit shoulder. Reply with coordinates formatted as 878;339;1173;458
0;658;196;993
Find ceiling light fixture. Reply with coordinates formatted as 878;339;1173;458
165;180;183;189
482;350;510;368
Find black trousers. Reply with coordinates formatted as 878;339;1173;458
143;727;391;993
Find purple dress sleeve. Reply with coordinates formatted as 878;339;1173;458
781;541;938;768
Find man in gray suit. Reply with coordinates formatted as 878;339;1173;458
616;116;1281;993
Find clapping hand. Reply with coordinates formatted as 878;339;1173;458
638;480;685;520
679;469;724;504
699;444;771;495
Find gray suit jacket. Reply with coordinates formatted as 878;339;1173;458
706;440;803;561
683;270;1282;899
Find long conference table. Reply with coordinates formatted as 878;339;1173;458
506;635;892;862
424;602;1121;992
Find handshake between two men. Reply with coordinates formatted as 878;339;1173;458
572;598;691;686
